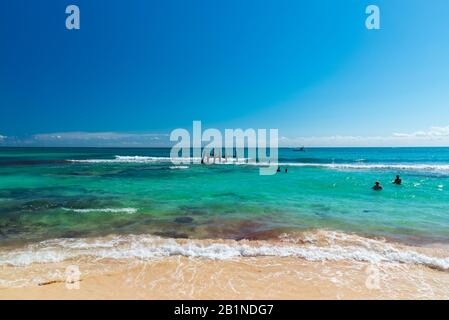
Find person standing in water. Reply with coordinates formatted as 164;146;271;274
393;175;402;185
372;181;383;191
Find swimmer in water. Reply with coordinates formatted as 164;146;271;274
393;175;402;185
372;181;383;191
276;166;281;173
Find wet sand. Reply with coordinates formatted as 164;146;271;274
1;256;449;299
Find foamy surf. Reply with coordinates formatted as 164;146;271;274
67;155;250;164
61;208;137;214
67;156;196;163
249;162;449;173
1;231;448;270
66;156;449;174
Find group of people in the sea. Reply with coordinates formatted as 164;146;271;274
277;166;288;173
201;149;234;164
200;149;402;191
372;175;402;191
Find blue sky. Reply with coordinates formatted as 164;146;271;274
1;0;449;147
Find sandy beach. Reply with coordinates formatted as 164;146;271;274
2;246;449;299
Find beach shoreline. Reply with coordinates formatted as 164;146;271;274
1;232;449;299
2;256;449;300
1;147;449;299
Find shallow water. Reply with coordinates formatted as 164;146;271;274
0;147;448;248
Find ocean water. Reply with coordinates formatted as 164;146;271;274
0;147;449;268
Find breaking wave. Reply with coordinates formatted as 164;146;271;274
67;156;195;163
67;156;247;164
256;162;449;174
1;231;448;270
61;208;137;214
67;156;449;174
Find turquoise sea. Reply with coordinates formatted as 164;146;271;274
0;147;448;251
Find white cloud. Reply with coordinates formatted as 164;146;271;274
3;126;449;147
394;125;449;138
33;131;168;141
280;127;449;147
28;131;170;147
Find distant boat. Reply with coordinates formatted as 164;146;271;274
293;146;306;152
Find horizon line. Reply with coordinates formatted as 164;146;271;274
1;145;448;149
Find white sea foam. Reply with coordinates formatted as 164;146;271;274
66;156;449;173
68;155;246;165
169;166;189;169
249;162;449;173
61;208;137;214
1;233;448;270
68;156;200;164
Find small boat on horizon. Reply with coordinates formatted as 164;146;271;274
293;146;306;152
